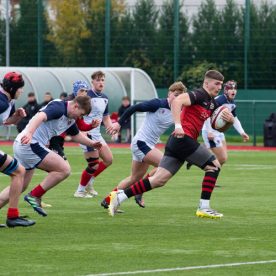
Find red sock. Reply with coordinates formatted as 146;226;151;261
93;161;107;177
31;184;46;198
104;187;118;204
80;170;93;186
7;208;19;219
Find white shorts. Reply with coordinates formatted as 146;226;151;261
79;132;107;153
13;141;51;170
131;139;154;162
202;130;225;149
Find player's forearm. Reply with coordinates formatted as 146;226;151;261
71;132;94;146
233;117;245;135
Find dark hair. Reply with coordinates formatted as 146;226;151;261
122;96;130;101
73;95;91;115
204;70;224;81
28;92;35;97
60;92;68;98
91;71;105;80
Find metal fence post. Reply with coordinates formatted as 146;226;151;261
105;0;111;67
252;100;256;146
5;0;10;66
173;0;179;81
244;0;250;89
37;0;42;66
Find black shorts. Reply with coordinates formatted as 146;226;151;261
49;136;67;160
159;135;215;175
164;135;200;161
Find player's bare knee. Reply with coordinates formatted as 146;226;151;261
104;158;113;167
203;158;221;172
218;156;227;165
60;164;71;178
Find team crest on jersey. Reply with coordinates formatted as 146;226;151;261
210;102;215;110
68;120;73;125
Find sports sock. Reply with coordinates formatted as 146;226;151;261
93;161;107;177
77;184;86;193
80;170;93;186
124;178;152;198
31;184;46;198
7;208;19;219
200;169;220;200
199;199;210;209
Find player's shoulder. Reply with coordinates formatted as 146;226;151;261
215;94;228;105
0;93;10;113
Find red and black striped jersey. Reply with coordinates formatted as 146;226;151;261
180;88;218;140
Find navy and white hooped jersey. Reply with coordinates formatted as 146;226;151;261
83;89;109;135
215;94;237;116
0;89;15;125
130;98;172;146
16;100;79;145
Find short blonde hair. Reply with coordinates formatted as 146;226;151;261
168;81;187;95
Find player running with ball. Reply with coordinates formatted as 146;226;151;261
108;70;234;219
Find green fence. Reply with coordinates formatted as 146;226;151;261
1;0;276;89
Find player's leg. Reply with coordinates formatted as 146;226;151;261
108;139;184;216
24;151;71;216
0;152;35;227
100;160;149;209
185;144;223;219
210;139;227;165
133;147;164;207
85;143;113;196
75;149;99;197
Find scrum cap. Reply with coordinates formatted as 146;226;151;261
1;72;24;99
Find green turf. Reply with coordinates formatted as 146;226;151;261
0;146;276;276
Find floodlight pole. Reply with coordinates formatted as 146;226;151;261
5;0;10;66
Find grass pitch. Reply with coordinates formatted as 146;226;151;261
0;145;276;276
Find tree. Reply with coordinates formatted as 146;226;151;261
190;0;221;63
121;0;159;78
9;0;53;66
47;0;90;66
246;2;276;88
155;0;190;87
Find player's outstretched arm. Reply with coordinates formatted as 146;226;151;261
71;132;102;150
233;117;249;142
4;108;26;125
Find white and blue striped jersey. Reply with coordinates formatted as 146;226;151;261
0;89;15;125
83;89;109;135
120;98;172;147
16;100;79;145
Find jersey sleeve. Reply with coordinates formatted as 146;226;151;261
76;118;93;131
118;98;167;126
103;104;109;116
0;99;9;114
188;91;205;105
8;105;15;118
66;123;79;136
41;101;65;121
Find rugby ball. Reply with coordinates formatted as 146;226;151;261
211;106;232;132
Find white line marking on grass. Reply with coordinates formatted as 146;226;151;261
84;260;276;276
